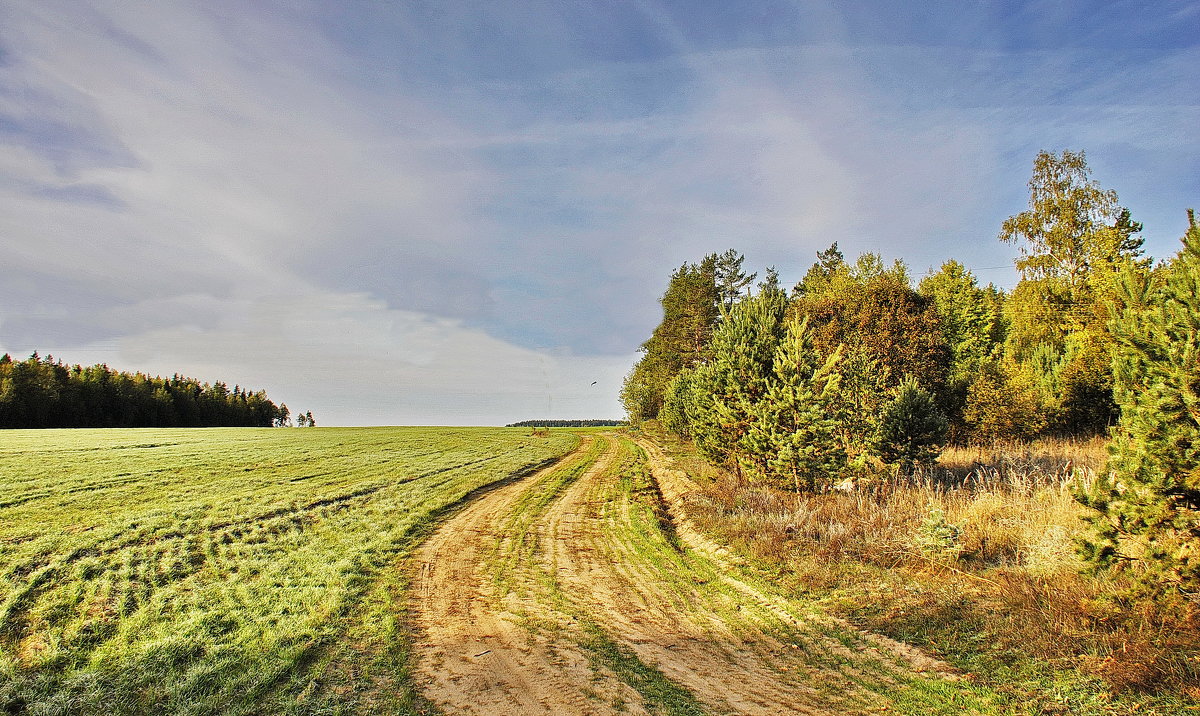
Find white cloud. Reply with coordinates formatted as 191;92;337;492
2;2;1196;424
0;2;631;423
39;290;631;426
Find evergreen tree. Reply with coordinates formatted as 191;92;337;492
0;354;286;428
758;266;782;297
743;317;846;491
873;377;949;473
793;242;846;297
828;346;889;453
689;288;788;476
1077;210;1200;606
714;249;757;311
659;368;699;438
919;261;1007;440
918;260;1005;373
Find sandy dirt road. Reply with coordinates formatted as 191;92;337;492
411;433;988;715
411;437;646;714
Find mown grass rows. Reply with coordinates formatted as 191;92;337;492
0;427;578;715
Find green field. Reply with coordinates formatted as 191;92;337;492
0;427;579;715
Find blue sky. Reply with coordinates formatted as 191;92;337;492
1;1;1197;425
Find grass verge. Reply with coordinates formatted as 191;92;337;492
645;424;1197;715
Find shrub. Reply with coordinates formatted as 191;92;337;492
659;369;699;438
914;507;962;558
962;359;1045;444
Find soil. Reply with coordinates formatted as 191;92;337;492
410;433;962;715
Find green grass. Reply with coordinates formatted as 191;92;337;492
0;427;579;715
610;438;1003;714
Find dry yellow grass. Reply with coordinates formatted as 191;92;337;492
648;427;1199;710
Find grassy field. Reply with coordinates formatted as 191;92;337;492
0;427;579;715
8;424;1190;715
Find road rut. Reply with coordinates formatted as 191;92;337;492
411;433;984;715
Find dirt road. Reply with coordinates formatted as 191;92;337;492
411;433;992;715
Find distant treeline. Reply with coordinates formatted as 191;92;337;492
507;419;628;428
0;353;292;428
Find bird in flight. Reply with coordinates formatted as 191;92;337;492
590;381;597;385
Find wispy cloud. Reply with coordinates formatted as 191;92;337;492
1;1;1196;423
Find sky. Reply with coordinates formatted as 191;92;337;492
1;1;1197;426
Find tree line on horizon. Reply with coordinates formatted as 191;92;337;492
506;419;628;428
0;353;297;428
624;149;1199;603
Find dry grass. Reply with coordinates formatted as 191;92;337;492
655;428;1200;710
686;437;1099;573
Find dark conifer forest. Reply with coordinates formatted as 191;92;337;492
0;352;291;428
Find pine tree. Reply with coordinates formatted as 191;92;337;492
1077;210;1200;606
689;288;787;475
743;317;846;491
918;260;1005;374
829;346;889;452
873;377;949;473
714;249;757;311
793;242;846;297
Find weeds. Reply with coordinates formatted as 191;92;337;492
650;425;1198;712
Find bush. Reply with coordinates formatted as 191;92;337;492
659;369;699;438
962;359;1045;444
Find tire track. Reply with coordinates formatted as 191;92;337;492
410;437;647;715
543;436;855;714
411;433;994;715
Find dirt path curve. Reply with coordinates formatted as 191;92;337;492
412;432;984;715
542;436;836;714
632;436;957;679
410;437;646;715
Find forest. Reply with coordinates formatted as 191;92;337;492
623;149;1199;617
0;353;293;428
506;419;628;428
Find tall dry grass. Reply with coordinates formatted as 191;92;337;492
671;434;1199;701
686;437;1102;572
